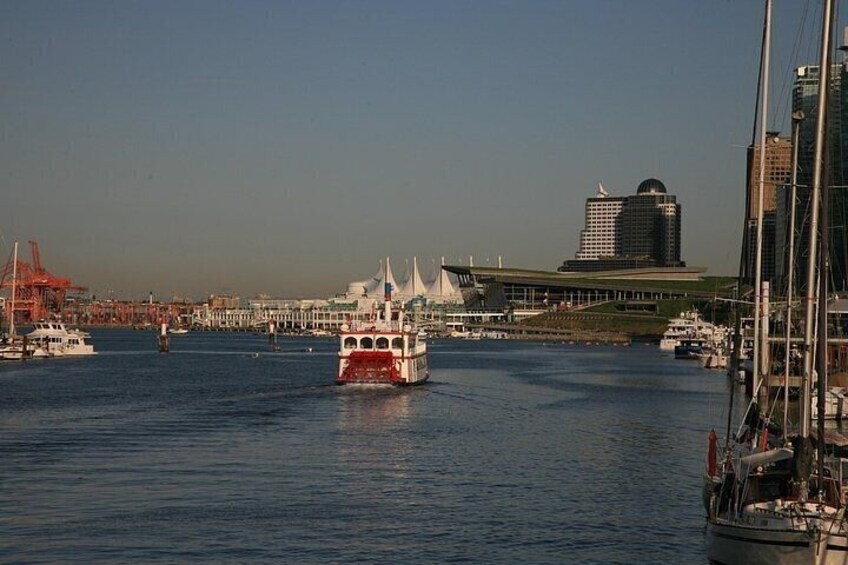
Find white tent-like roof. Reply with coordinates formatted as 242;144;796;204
365;257;400;298
362;262;384;297
399;257;427;298
426;257;462;300
346;256;463;302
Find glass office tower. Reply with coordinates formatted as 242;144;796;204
776;64;848;292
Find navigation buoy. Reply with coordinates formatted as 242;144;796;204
158;323;170;353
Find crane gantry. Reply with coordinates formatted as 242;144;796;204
0;240;87;324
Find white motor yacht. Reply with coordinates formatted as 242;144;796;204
27;321;96;356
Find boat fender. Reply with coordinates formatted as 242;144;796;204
707;429;718;477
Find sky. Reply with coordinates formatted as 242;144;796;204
0;1;837;300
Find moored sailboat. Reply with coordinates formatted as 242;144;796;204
1;240;49;360
704;1;848;562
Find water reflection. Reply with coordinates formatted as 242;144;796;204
330;388;420;545
336;387;414;431
335;387;418;479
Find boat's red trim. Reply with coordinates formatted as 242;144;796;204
339;350;426;363
337;350;401;385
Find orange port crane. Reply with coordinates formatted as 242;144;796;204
0;240;87;323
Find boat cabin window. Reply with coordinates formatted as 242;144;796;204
360;337;373;349
391;337;403;349
344;337;357;349
746;473;792;503
376;337;389;350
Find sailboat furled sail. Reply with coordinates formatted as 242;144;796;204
704;1;848;563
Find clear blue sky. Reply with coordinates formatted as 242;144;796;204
0;1;832;300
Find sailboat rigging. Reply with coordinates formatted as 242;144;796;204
0;241;33;360
704;0;848;563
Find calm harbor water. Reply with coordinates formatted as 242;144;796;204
1;330;731;564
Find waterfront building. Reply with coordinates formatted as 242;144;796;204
56;258;469;332
61;298;194;327
190;257;469;332
208;294;241;310
561;178;683;272
446;264;726;314
208;296;492;334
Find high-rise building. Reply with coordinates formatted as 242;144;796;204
774;63;848;292
747;134;792;219
618;178;683;267
746;134;792;284
574;183;625;260
561;178;684;272
793;65;844;190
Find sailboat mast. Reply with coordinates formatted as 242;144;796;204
9;240;17;337
816;1;837;492
801;0;836;439
725;0;771;449
783;110;803;434
752;0;772;397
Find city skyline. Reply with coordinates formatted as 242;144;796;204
0;1;835;300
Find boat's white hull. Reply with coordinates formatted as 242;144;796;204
0;346;26;360
49;346;96;357
700;352;728;369
706;520;848;564
31;347;51;358
0;343;50;360
398;351;428;384
659;338;679;351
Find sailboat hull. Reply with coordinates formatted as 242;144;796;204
706;521;848;564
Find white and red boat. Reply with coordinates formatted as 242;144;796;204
337;284;429;386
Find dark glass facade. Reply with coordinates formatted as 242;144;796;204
777;64;848;292
617;192;682;267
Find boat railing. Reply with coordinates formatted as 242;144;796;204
346;320;410;333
